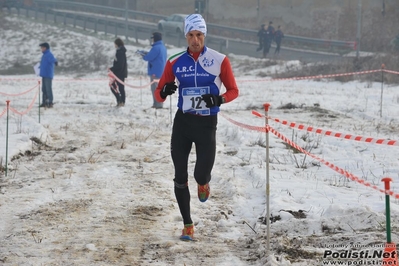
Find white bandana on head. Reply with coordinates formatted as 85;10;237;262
184;14;207;36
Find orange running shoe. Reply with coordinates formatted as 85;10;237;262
198;183;210;202
180;224;194;241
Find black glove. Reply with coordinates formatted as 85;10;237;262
202;94;223;108
160;82;177;99
55;61;58;66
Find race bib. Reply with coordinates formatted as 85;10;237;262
182;86;210;115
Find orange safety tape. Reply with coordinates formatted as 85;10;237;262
252;111;399;147
1;68;397;84
0;78;41;81
236;69;382;83
108;71;158;89
267;125;399;199
0;83;40;97
219;112;267;133
220;112;399;198
0;107;7;118
0;77;145;82
8;88;39;116
51;77;147;82
383;69;399;75
108;74;120;94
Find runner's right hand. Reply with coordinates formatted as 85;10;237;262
160;82;177;99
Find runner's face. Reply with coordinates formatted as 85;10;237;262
186;30;205;53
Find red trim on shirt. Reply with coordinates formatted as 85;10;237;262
189;51;201;61
155;60;175;103
219;56;239;103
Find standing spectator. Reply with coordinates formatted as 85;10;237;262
141;32;167;109
266;21;275;37
109;38;128;107
39;42;57;108
274;25;284;55
263;21;275;58
155;14;239;241
256;24;266;51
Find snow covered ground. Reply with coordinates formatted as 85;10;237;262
1;14;399;266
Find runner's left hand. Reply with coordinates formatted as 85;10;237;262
202;94;222;108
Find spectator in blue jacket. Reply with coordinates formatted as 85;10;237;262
142;32;167;109
39;42;57;108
